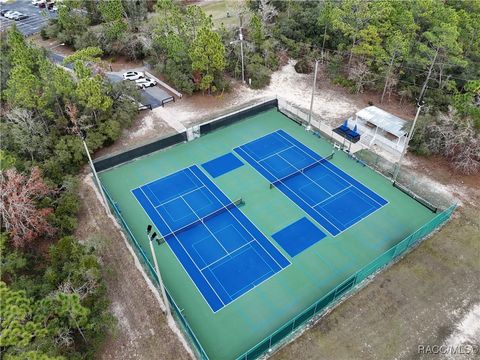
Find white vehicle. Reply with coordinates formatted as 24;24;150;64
32;0;45;6
135;78;157;89
122;71;145;81
5;11;21;19
0;10;13;17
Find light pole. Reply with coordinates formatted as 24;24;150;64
77;129;110;213
146;225;172;321
239;30;245;83
307;60;319;130
230;14;245;83
393;99;425;182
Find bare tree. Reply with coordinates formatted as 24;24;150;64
5;108;50;161
259;0;277;36
348;60;374;94
0;167;56;248
427;109;480;175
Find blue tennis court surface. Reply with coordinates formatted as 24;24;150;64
201;152;244;178
272;217;326;257
234;130;388;236
131;165;290;312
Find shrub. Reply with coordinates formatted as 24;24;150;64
213;74;231;93
40;28;48;40
332;76;356;93
158;62;195;95
74;29;100;51
43;23;60;39
294;58;313;74
246;63;271;89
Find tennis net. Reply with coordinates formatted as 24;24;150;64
270;153;334;189
160;198;244;241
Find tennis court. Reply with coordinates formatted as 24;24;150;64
234;130;388;236
99;106;444;360
132;165;290;312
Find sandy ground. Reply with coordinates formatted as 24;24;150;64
71;61;480;360
109;61;415;149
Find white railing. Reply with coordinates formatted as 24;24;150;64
355;123;405;155
277;98;368;154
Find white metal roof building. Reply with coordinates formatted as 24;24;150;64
353;106;409;154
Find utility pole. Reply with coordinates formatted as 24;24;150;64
77;129;110;214
147;225;172;322
307;60;319;130
393;99;425;182
67;105;110;214
81;137;107;206
230;14;245;84
239;13;245;83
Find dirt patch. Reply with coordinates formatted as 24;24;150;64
32;35;75;56
75;172;191;360
406;154;480;206
93;111;178;159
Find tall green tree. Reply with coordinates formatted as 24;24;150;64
98;0;127;41
331;0;373;66
190;26;226;93
412;0;467;100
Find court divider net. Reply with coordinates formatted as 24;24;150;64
270;152;334;189
157;198;244;243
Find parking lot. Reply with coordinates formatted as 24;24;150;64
108;69;176;109
48;49;175;109
0;0;57;37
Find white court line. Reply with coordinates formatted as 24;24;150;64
187;166;290;271
199;239;255;271
186;167;292;310
312;185;352;209
275;130;389;233
257;145;295;162
181;194;230;255
276;130;388;208
138;187;227;310
236;145;342;235
154;185;207;208
133;164;291;313
133;167;200;193
209;242;275;301
276;142;335;196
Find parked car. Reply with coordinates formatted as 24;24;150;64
0;9;12;16
122;71;145;81
4;11;21;19
14;13;29;21
32;0;45;5
135;78;157;89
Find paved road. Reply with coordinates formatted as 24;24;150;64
0;0;57;37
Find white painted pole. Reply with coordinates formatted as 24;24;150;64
239;15;245;84
82;139;110;214
393;102;424;182
307;60;319;130
148;234;172;321
240;33;245;83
